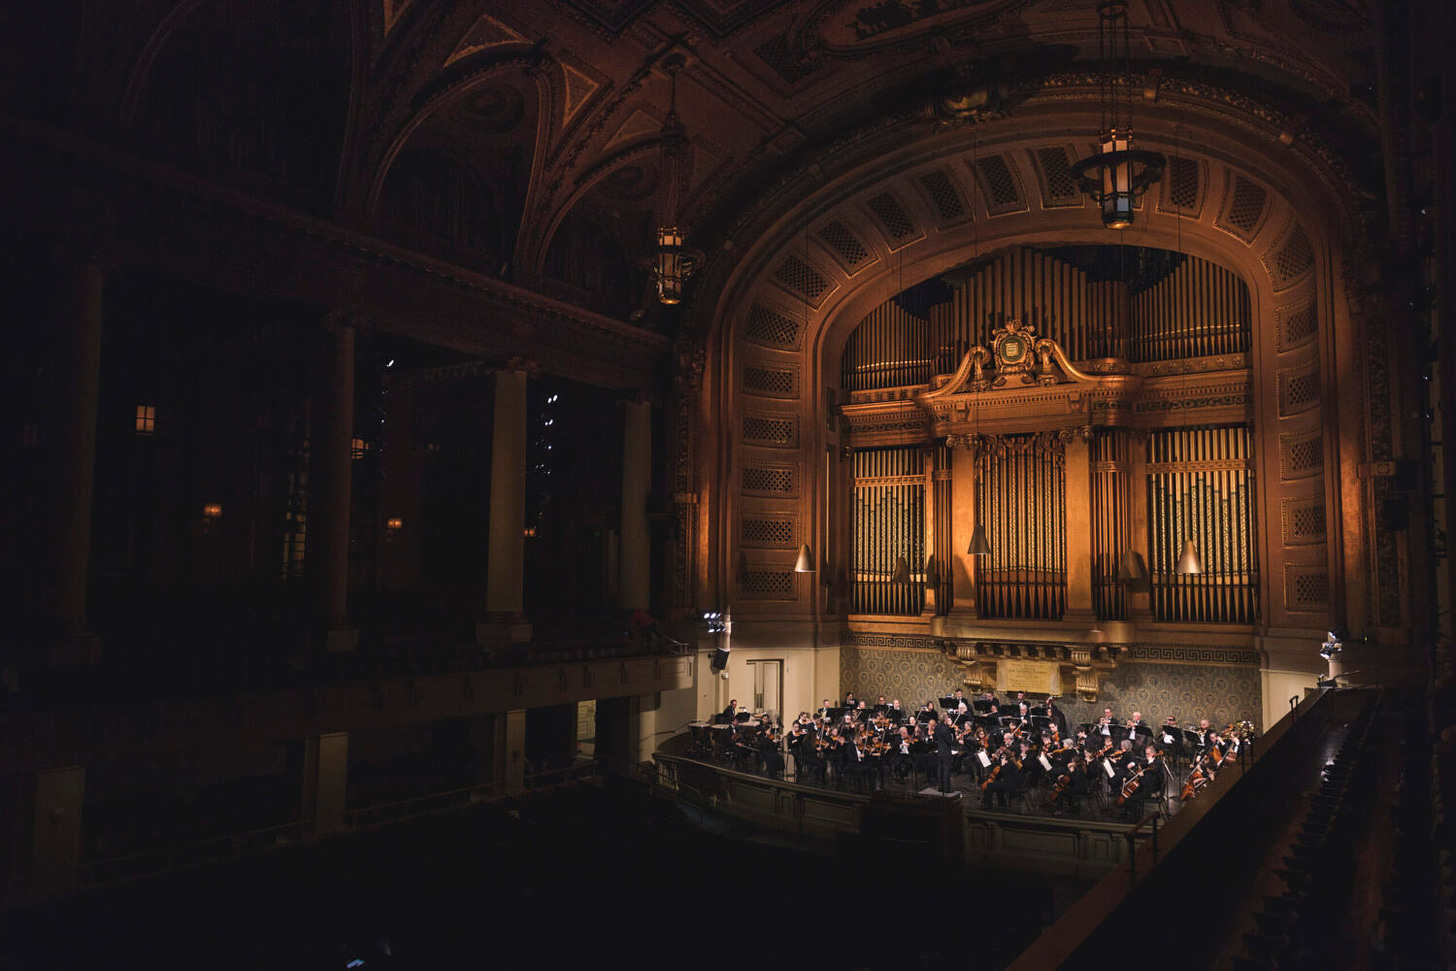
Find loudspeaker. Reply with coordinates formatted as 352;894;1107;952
710;647;730;673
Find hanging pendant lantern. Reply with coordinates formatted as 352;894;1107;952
794;544;816;573
652;227;699;305
968;524;992;557
644;54;702;305
1070;1;1164;229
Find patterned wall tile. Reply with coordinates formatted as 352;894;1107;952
839;646;1263;731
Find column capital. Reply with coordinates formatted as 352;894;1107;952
622;389;659;408
500;356;540;378
323;310;362;333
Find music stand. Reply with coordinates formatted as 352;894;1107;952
972;700;996;715
939;697;959;711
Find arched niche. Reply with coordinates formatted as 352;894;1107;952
691;111;1366;688
127;0;354;216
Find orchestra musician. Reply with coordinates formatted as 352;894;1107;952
1051;754;1091;815
757;717;784;778
699;677;1254;818
981;739;1025;810
934;713;956;793
1043;697;1068;737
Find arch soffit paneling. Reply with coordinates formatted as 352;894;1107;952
709;115;1350;619
712;126;1345;390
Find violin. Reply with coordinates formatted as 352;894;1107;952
1049;769;1073;803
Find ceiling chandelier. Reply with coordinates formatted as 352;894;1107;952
1070;1;1165;229
648;54;701;305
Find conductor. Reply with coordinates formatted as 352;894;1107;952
934;713;956;793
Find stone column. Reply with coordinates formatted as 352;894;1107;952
619;398;652;612
949;443;980;618
52;262;104;659
323;319;357;651
478;367;532;647
1063;432;1095;623
31;766;84;894
302;732;349;836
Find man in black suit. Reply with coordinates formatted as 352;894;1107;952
1044;697;1068;737
981;745;1025;810
723;699;738;721
934;714;956;793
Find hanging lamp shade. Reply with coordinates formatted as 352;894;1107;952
1175;541;1204;575
968;524;992;556
1117;551;1147;581
793;544;815;573
890;556;911;584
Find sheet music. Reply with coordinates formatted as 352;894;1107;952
1103;760;1116;778
1037;754;1052;771
976;751;992;768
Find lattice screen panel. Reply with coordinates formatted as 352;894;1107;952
1033;147;1080;205
740;570;795;599
741;516;795;548
775;255;830;302
1161;156;1201;213
818;221;870;267
919;170;967;221
1267;223;1314;290
866;192;918;242
1147;425;1259;624
744;303;801;348
742;414;797;447
852;446;925;615
743;364;798;397
1219;175;1269;240
742;464;795;495
1280;431;1324;479
1278;301;1318;351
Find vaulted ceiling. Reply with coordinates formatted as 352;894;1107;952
349;0;1383;284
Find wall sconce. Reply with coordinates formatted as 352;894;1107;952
387;517;404;531
523;525;537;538
202;503;222;519
793;544;815;573
968;524;992;556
